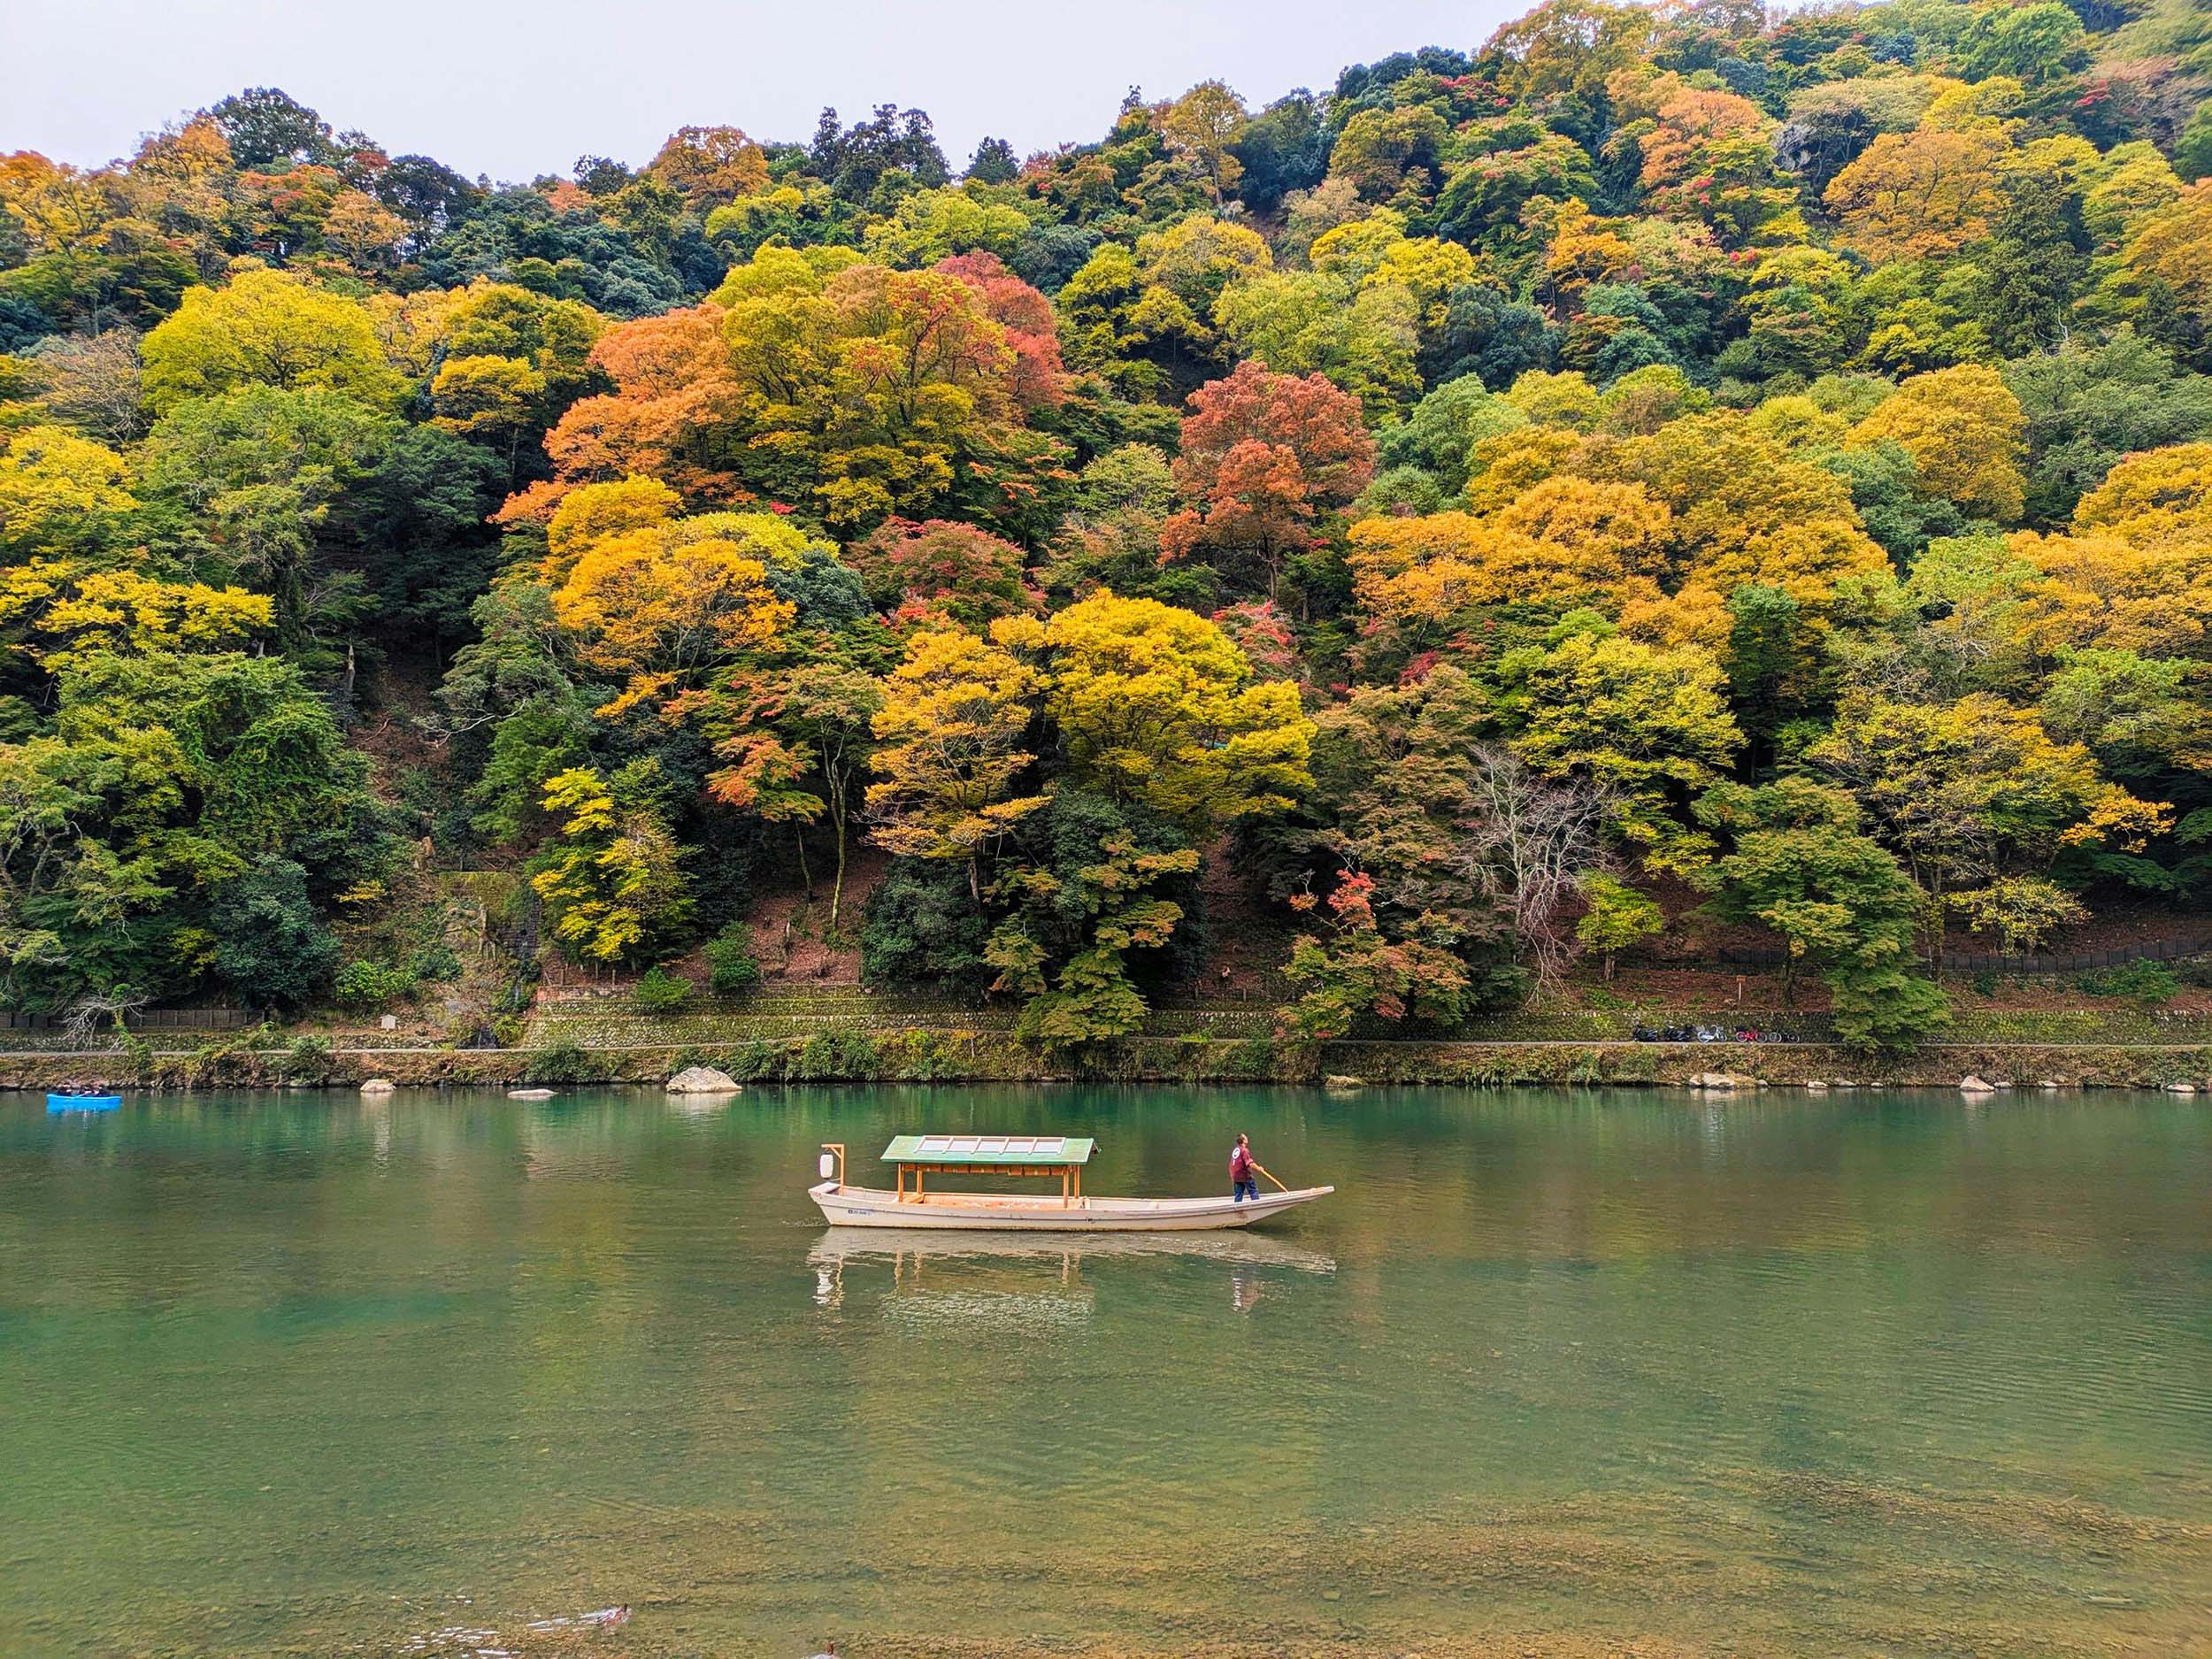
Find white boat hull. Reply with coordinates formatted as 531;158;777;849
808;1180;1333;1232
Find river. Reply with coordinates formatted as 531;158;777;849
3;1086;2208;1657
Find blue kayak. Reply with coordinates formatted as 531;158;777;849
46;1091;121;1113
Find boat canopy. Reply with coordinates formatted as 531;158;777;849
881;1133;1095;1167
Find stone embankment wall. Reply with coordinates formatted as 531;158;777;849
12;1027;2212;1093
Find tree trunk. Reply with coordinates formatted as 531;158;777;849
828;808;848;932
795;827;814;901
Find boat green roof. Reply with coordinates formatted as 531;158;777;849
881;1133;1095;1167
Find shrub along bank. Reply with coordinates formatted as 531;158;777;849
12;1019;2212;1094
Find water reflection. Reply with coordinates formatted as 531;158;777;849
807;1226;1335;1323
806;1225;1336;1272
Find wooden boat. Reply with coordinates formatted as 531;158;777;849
809;1134;1333;1232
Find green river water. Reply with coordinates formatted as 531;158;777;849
2;1085;2208;1658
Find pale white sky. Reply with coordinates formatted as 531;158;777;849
3;0;1524;181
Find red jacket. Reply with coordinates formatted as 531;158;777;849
1230;1145;1254;1180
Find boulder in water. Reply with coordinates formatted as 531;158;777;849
666;1065;740;1094
359;1078;396;1095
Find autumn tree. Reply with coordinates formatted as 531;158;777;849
1021;592;1316;838
1161;82;1248;205
141;271;401;412
0;425;138;558
647;126;770;208
708;661;883;927
1158;362;1376;603
1809;693;2168;954
1824;127;2006;261
846;517;1036;624
1849;365;2028;520
1279;872;1471;1037
865;623;1049;899
549;513;797;717
531;761;695;964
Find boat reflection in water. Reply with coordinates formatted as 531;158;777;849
807;1226;1334;1321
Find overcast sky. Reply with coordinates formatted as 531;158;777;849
3;0;1525;181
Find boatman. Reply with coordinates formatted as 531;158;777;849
1230;1133;1258;1202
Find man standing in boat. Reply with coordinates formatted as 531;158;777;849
1230;1133;1258;1202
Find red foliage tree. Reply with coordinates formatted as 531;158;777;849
538;304;749;503
1159;362;1375;600
936;252;1069;412
1210;599;1305;686
845;516;1040;624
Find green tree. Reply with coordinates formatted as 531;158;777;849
983;792;1202;1048
1696;778;1950;1049
139;386;397;661
1574;874;1662;979
0;649;382;1010
1495;618;1742;872
209;859;340;1010
141;271;401;413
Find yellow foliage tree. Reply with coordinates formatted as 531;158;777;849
2070;442;2212;550
2121;180;2212;330
142;270;401;413
530;764;695;964
1850;365;2028;520
1823;127;2006;261
550;519;795;718
2005;530;2212;658
543;475;684;579
0;562;271;670
1025;591;1315;837
1348;479;1676;637
0;425;137;557
320;190;408;273
866;624;1050;897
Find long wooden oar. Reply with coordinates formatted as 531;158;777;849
1249;1159;1291;1194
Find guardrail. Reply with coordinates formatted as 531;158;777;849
1699;935;2212;976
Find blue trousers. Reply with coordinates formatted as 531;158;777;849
1233;1178;1257;1202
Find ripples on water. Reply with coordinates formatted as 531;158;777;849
2;1085;2208;1657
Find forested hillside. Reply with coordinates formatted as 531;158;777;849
4;0;2211;1049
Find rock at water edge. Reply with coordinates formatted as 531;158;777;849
667;1065;741;1094
360;1078;396;1094
1959;1074;1996;1094
1322;1074;1365;1089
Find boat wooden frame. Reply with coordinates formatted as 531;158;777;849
810;1140;1333;1232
